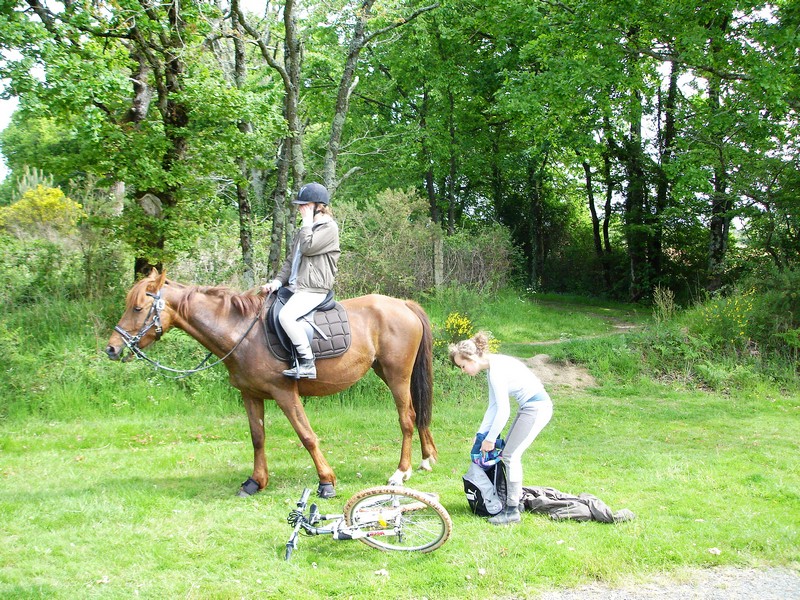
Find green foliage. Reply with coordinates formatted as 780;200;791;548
337;188;432;297
0;181;130;305
336;189;516;298
424;284;488;328
13;165;54;202
653;285;677;325
574;269;800;392
0;235;84;305
442;225;519;291
742;267;800;359
168;218;273;288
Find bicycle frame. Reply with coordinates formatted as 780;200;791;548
285;488;407;560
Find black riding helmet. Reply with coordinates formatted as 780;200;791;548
293;182;330;205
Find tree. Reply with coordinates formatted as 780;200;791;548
3;0;283;280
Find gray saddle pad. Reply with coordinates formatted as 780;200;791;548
263;301;351;362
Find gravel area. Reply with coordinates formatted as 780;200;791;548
538;567;800;600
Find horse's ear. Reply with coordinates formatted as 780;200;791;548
144;268;166;291
154;270;167;289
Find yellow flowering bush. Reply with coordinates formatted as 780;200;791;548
699;288;756;351
444;312;474;340
433;311;474;355
0;185;85;236
434;312;500;354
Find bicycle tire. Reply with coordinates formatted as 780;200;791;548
343;485;452;553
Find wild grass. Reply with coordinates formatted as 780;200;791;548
0;293;798;599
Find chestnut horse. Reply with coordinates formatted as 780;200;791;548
105;269;437;498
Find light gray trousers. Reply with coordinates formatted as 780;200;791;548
501;395;553;507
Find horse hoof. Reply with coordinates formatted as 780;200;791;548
418;458;434;472
388;468;413;486
237;477;260;497
317;483;336;498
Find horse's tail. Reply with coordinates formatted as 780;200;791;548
406;300;434;430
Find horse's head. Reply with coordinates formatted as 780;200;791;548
106;268;172;361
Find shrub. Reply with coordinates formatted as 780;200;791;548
0;185;86;237
336;189;433;297
336;189;517;298
0;235;85;304
743;267;800;359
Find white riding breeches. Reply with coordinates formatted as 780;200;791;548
278;291;328;359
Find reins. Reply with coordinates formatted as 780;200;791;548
115;288;269;380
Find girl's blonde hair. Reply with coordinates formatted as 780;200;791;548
448;331;491;364
316;204;333;217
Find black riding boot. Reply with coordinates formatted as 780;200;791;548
283;356;317;379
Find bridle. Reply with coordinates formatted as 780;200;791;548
114;287;268;379
114;290;167;351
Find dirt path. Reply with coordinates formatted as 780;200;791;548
538;566;800;599
525;354;598;390
521;312;642;391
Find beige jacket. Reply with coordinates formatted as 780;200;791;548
275;216;340;293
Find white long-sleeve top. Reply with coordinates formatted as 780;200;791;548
478;354;546;443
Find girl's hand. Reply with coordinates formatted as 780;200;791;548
299;203;315;223
480;439;495;453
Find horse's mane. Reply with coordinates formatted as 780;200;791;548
125;277;264;320
176;284;264;320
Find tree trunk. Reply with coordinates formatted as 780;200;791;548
237;0;305;267
270;140;291;274
623;89;650;302
322;1;439;194
705;14;733;292
232;2;255;287
582;159;612;291
650;61;679;287
420;88;441;225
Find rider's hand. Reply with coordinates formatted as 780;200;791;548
262;279;282;294
480;439;495;453
299;202;315;226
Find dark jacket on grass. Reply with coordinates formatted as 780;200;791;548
520;486;635;523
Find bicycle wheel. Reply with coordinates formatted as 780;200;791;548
343;485;452;553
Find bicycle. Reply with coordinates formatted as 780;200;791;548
284;485;453;560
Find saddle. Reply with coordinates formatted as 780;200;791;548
263;287;351;362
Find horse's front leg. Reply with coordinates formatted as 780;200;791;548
238;394;268;497
274;390;337;498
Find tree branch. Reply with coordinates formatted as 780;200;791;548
363;3;439;46
630;45;752;82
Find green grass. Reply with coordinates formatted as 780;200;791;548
1;293;798;598
425;288;648;359
1;387;798;599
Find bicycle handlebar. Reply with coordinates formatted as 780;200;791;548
285;488;313;561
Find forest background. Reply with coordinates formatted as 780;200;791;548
0;0;798;362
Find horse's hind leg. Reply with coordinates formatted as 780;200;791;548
274;390;337;498
388;394;416;485
373;366;416;485
418;427;438;471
